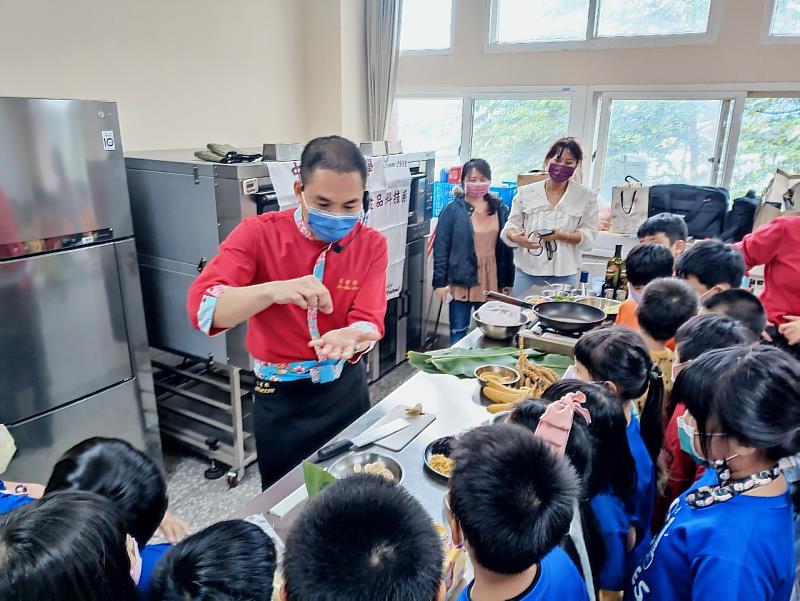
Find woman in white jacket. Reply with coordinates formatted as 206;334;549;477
502;138;599;297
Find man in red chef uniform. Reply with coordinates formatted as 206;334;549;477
187;136;388;489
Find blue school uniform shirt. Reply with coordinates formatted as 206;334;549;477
137;543;171;599
0;492;34;514
627;470;795;601
625;417;654;564
458;547;589;601
590;492;630;591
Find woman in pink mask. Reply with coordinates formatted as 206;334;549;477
502;138;599;297
433;158;515;343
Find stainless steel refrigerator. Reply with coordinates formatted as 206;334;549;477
0;97;162;481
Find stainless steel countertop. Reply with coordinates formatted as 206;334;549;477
232;327;496;538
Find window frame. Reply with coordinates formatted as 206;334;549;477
393;86;587;180
589;89;747;197
399;0;457;56
762;0;800;43
484;0;724;53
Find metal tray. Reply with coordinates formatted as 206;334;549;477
328;452;404;485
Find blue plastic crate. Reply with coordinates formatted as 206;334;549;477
432;182;517;217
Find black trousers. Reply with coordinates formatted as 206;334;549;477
253;360;370;490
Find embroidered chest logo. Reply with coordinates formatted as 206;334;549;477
337;278;359;291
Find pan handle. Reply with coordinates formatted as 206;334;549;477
483;291;534;310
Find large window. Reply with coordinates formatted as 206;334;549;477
491;0;714;47
730;97;800;198
400;0;453;52
769;0;800;37
386;98;463;172
388;94;573;183
471;99;571;182
595;98;728;203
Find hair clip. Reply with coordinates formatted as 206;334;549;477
534;391;591;456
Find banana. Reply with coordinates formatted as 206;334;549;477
483;385;529;405
487;402;519;414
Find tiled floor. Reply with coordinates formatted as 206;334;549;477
157;361;419;538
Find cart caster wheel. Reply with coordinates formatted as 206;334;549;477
226;469;243;488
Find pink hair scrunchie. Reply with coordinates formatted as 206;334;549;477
533;391;592;456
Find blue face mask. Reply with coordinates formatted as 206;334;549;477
628;285;643;304
303;193;362;243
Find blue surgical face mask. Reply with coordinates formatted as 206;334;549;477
628;284;643;304
302;193;362;243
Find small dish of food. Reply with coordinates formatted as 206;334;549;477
328;452;403;484
424;436;456;481
474;365;520;393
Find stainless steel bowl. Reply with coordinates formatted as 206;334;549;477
491;410;511;425
474;365;521;392
547;283;574;292
577;296;622;316
472;310;528;340
328;452;403;484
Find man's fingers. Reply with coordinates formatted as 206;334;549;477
317;289;334;314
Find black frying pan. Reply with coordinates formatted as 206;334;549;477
534;301;606;333
483;291;605;333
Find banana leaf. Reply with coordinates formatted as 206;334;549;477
302;460;336;499
408;347;571;379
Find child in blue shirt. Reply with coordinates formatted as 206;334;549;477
447;424;589;601
629;345;798;600
0;480;37;514
573;328;660;580
543;380;640;592
43;437;175;600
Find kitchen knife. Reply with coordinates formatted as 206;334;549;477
317;418;410;461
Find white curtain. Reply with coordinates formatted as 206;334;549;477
366;0;403;140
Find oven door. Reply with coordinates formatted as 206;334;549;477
407;173;427;227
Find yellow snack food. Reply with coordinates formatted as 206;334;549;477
429;454;454;477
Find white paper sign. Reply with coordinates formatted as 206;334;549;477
265;161;302;209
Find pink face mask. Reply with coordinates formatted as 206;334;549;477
465;182;491;198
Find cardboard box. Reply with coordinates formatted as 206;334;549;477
517;170;548;187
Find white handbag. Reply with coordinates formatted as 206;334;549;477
610;176;650;236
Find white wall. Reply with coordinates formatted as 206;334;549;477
302;0;368;141
0;0;308;150
398;0;800;88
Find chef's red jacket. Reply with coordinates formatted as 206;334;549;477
735;215;800;326
187;209;388;364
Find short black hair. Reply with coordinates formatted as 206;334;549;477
45;437;168;547
637;212;688;245
0;491;137;601
636;277;699;342
150;520;276;601
510;399;594;497
449;424;578;575
625;244;675;287
675;313;753;363
300;136;367;186
575;327;666;462
673;345;800;461
542;380;635;500
675;239;745;290
702;288;767;339
283;475;443;601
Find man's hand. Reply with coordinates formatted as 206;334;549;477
157;511;190;544
265;275;333;313
435;286;450;302
779;316;800;345
308;326;381;361
509;230;541;249
539;229;560;242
